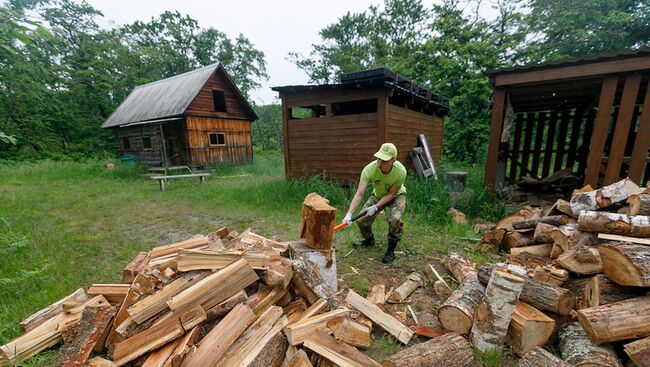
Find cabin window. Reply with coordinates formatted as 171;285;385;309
212;90;227;112
121;137;131;150
331;99;377;116
142;136;152;150
290;107;314;119
208;132;226;145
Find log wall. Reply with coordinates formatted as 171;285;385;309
115;124;164;166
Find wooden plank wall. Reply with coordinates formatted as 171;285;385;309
186;68;252;119
286;113;379;182
114;124;163;166
185;116;253;166
385;104;444;170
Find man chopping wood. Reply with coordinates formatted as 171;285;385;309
343;142;407;263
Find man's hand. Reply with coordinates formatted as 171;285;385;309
365;205;379;216
343;212;352;225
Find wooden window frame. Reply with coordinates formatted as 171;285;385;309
212;90;227;113
208;132;226;146
141;135;153;150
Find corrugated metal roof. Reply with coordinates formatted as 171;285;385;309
101;64;218;128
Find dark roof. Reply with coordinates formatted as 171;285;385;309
489;48;650;77
102;64;256;128
272;68;449;111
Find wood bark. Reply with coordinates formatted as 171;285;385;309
551;224;595;252
512;215;571;230
345;290;413;345
585;274;643;307
506;302;555;356
516;347;571;367
478;264;575;315
546;199;576;218
387;272;423;303
577;296;650;344
534;223;558;243
381;332;475;367
578;211;650;237
437;277;485;334
57;304;116;367
510;243;553;257
299;193;336;250
249;332;288;367
570;178;643;216
625;336;650;367
470;270;524;351
303;330;382;367
555;246;603;275
599;242;650;286
558;322;622;367
443;253;477;283
504;231;534;249
628;193;650;216
19;288;87;333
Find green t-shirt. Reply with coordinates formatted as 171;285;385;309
360;160;407;197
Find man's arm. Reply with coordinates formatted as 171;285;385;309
346;182;368;216
374;184;401;210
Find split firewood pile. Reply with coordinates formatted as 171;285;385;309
450;177;650;366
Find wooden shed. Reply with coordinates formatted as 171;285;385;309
101;64;257;168
272;68;449;182
485;50;650;188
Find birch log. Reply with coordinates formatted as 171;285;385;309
443;253;477;283
628;193;650;216
599;242;650;286
533;223;557;243
570;178;643;216
437;277;485;334
558;322;622;367
578;211;650;237
470;270;525;351
551;224;596;251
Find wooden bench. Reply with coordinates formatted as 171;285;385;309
150;173;210;191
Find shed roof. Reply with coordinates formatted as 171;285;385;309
102;64;256;128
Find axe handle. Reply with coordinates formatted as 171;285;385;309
333;210;367;232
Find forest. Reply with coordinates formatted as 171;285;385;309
1;0;649;163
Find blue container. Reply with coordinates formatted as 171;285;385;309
120;155;135;165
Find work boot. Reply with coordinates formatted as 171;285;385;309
382;240;398;263
352;235;374;248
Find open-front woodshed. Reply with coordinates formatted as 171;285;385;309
273;68;449;182
101;63;257;168
486;50;650;189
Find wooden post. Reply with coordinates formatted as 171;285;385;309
485;88;507;188
629;81;650;183
281;97;290;179
584;76;618;186
159;122;168;168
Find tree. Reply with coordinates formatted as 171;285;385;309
252;104;282;150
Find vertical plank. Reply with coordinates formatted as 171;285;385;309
520;112;536;178
584;76;619;186
553;110;570;172
541;111;558;178
578;108;596;173
509;114;524;182
604;74;642;185
566;109;584;170
485;88;507;187
629;81;650;183
531;112;547;178
282;98;291;179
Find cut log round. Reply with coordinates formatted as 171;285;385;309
628;193;650;216
570;178;643;216
577;296;650;344
299;193;336;250
534;223;558;243
551;224;595;252
477;228;505;254
470;270;525;352
443;253;477;283
437;277;485;334
554;246;602;275
558;322;623;367
506;302;555;357
478;264;575;315
516;347;571;367
585;274;643;308
578;211;650;237
381;332;475;367
504;232;534;249
599;242;650;286
510;243;553;257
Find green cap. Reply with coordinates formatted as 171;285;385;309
374;143;397;161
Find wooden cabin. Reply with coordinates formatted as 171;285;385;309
101;64;257;168
273;68;449;182
485;50;650;188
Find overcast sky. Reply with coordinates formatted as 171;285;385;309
87;0;495;105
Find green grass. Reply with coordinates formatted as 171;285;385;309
474;347;515;367
0;151;504;365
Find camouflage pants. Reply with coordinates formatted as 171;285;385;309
357;194;406;242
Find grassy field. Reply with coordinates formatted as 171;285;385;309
0;151;508;366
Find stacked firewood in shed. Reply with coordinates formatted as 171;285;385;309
441;177;650;366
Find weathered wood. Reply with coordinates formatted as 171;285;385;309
284;308;349;345
167;258;258;312
625;336;650;367
327;317;372;348
532;265;568;286
437;277;485;334
510;243;553;257
512;215;571;230
382;332;475;367
149;236;209;259
585;274;642;308
345;290;413;344
388;272;423;303
299;193;336;250
57;304;116;367
181;303;256;367
19;288;87;333
516;347;571;367
578;211;650;237
303;330;382;367
443;253;477;283
559;322;623;367
598;233;650;245
176;249;276;271
250;331;289;367
577;296;650;344
122;252;150;284
599;242;650;286
470;270;524;351
551;224;595;252
555;246;603;275
506;302;555;356
478;264;575;315
504;231;535;249
628;193;650;216
533;223;557;243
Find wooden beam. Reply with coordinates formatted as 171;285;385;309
345;290;413;344
604;74;642;184
530;111;546;178
541;111;558;178
485;88;507;187
585;76;619;186
282;97;291;180
509;113;524;181
494;55;650;86
629;81;650;183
